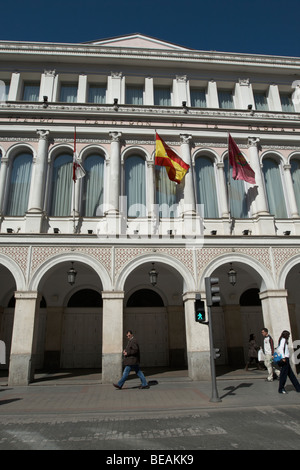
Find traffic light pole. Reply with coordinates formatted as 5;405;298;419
207;305;221;403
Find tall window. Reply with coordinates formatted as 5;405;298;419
126;86;143;105
254;92;268;111
59;84;78;103
190;89;206;108
262;157;287;218
82;154;105;216
88;85;106;104
218;90;234;109
50;154;73;216
22;83;40;101
154;86;171;106
195;157;218;218
156;166;177;217
225;158;249;218
280;94;294;112
125;156;146;217
291;158;300;215
6;153;32;215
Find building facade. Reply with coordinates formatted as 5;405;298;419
0;33;300;385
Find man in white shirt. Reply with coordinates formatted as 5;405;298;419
261;328;280;382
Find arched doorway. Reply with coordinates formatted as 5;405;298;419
203;259;266;368
32;258;106;372
125;289;168;367
61;289;103;368
123;261;187;370
0;265;18;370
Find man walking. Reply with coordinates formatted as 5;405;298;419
113;330;149;389
261;328;280;382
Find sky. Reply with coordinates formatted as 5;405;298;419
1;0;299;57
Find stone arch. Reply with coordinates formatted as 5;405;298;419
28;251;112;292
6;142;36;162
115;252;196;293
192;147;220;165
121;145;152;164
277;253;300;290
199;251;275;292
0;253;26;291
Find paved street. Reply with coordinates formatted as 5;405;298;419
1;368;300;451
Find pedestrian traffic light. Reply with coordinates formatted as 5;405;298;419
205;277;221;307
195;299;206;323
214;348;221;359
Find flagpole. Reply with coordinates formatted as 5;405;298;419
73;126;76;234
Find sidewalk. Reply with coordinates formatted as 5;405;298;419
1;367;300;420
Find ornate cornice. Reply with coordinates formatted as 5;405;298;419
0;41;299;69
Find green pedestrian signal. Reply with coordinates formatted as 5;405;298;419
195;299;206;323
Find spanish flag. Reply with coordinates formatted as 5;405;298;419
155;133;190;184
228;134;256;184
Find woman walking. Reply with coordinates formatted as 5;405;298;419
277;330;300;394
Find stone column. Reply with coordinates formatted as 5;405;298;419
8;291;40;386
26;130;50;232
147;159;155;217
28;130;49;213
183;292;210;380
107;132;122;214
0;156;8;215
283;164;299;218
259;290;291;348
216;162;229;218
101;291;124;384
248;137;269;216
180;134;195;214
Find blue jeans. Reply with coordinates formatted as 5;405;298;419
118;365;148;388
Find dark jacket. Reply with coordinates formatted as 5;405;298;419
123;336;140;366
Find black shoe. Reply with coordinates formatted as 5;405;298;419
279;389;287;394
140;385;150;389
113;383;122;389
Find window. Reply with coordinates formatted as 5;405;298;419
22;82;40;101
59;84;78;103
262;157;287;218
218;90;234;109
49;154;73;216
154;86;171;106
280;94;294;112
88;85;106;104
195;157;218;218
6;153;32;216
68;289;102;307
190;88;206;108
225;158;249;218
127;289;164;307
156;166;177;217
240;289;261;306
126;85;143;105
125;156;146;217
291;158;300;215
82;154;105;216
254;92;268;111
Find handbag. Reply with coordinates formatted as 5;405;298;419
273;349;283;363
258;349;265;362
273;338;286;364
